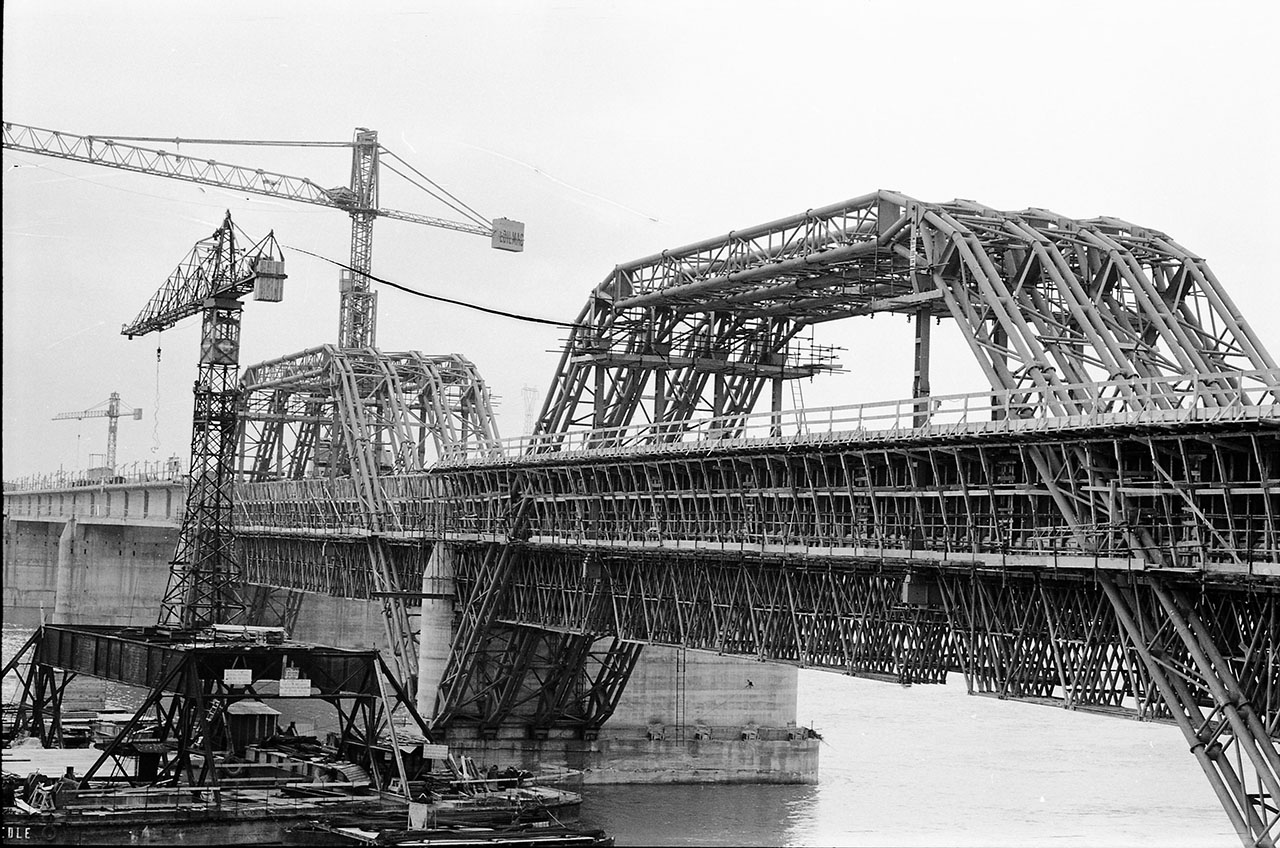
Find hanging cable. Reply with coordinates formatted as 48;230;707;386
152;335;162;453
284;245;584;330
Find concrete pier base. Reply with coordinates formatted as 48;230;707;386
441;732;819;785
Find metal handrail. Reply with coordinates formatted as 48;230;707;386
3;458;186;493
438;369;1280;467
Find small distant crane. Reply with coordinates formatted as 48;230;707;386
52;392;142;472
122;210;286;629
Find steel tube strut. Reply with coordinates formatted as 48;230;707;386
1102;575;1276;848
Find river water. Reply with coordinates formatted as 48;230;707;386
2;625;1238;846
582;669;1237;846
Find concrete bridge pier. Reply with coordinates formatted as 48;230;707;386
416;541;455;717
414;541;817;784
52;516;79;624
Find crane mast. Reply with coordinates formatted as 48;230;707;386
343;129;379;348
123;211;287;629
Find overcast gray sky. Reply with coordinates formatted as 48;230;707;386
4;0;1277;478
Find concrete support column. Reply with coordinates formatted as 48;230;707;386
52;517;80;624
417;541;457;719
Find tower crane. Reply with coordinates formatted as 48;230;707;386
52;391;142;472
3;121;524;349
121;210;287;629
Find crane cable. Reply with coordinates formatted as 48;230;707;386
91;135;353;148
152;334;162;453
379;158;490;230
284;245;583;330
379;147;491;229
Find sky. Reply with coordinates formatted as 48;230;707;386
3;0;1278;478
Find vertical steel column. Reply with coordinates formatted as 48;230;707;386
912;307;932;427
771;376;784;436
991;322;1008;420
653;368;666;424
105;391;121;471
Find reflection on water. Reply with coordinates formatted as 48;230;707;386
3;625;1240;846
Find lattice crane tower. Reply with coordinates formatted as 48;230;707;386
122;211;286;629
52;391;142;472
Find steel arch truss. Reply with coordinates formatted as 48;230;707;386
539;191;1276;438
233;345;500;692
239;345;499;481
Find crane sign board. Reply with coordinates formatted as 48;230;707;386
491;217;525;252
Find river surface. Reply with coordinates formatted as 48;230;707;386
2;625;1238;846
580;669;1237;846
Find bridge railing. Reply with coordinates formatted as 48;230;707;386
2;458;186;493
438;368;1279;465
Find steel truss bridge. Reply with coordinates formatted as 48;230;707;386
230;191;1280;846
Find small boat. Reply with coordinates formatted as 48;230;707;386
424;756;582;823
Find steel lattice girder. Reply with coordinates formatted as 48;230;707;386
500;549;952;685
418;423;1279;572
466;548;1278;730
537;190;1277;439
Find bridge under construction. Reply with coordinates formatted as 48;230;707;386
5;189;1279;845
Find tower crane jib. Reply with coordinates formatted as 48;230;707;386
3;120;524;349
